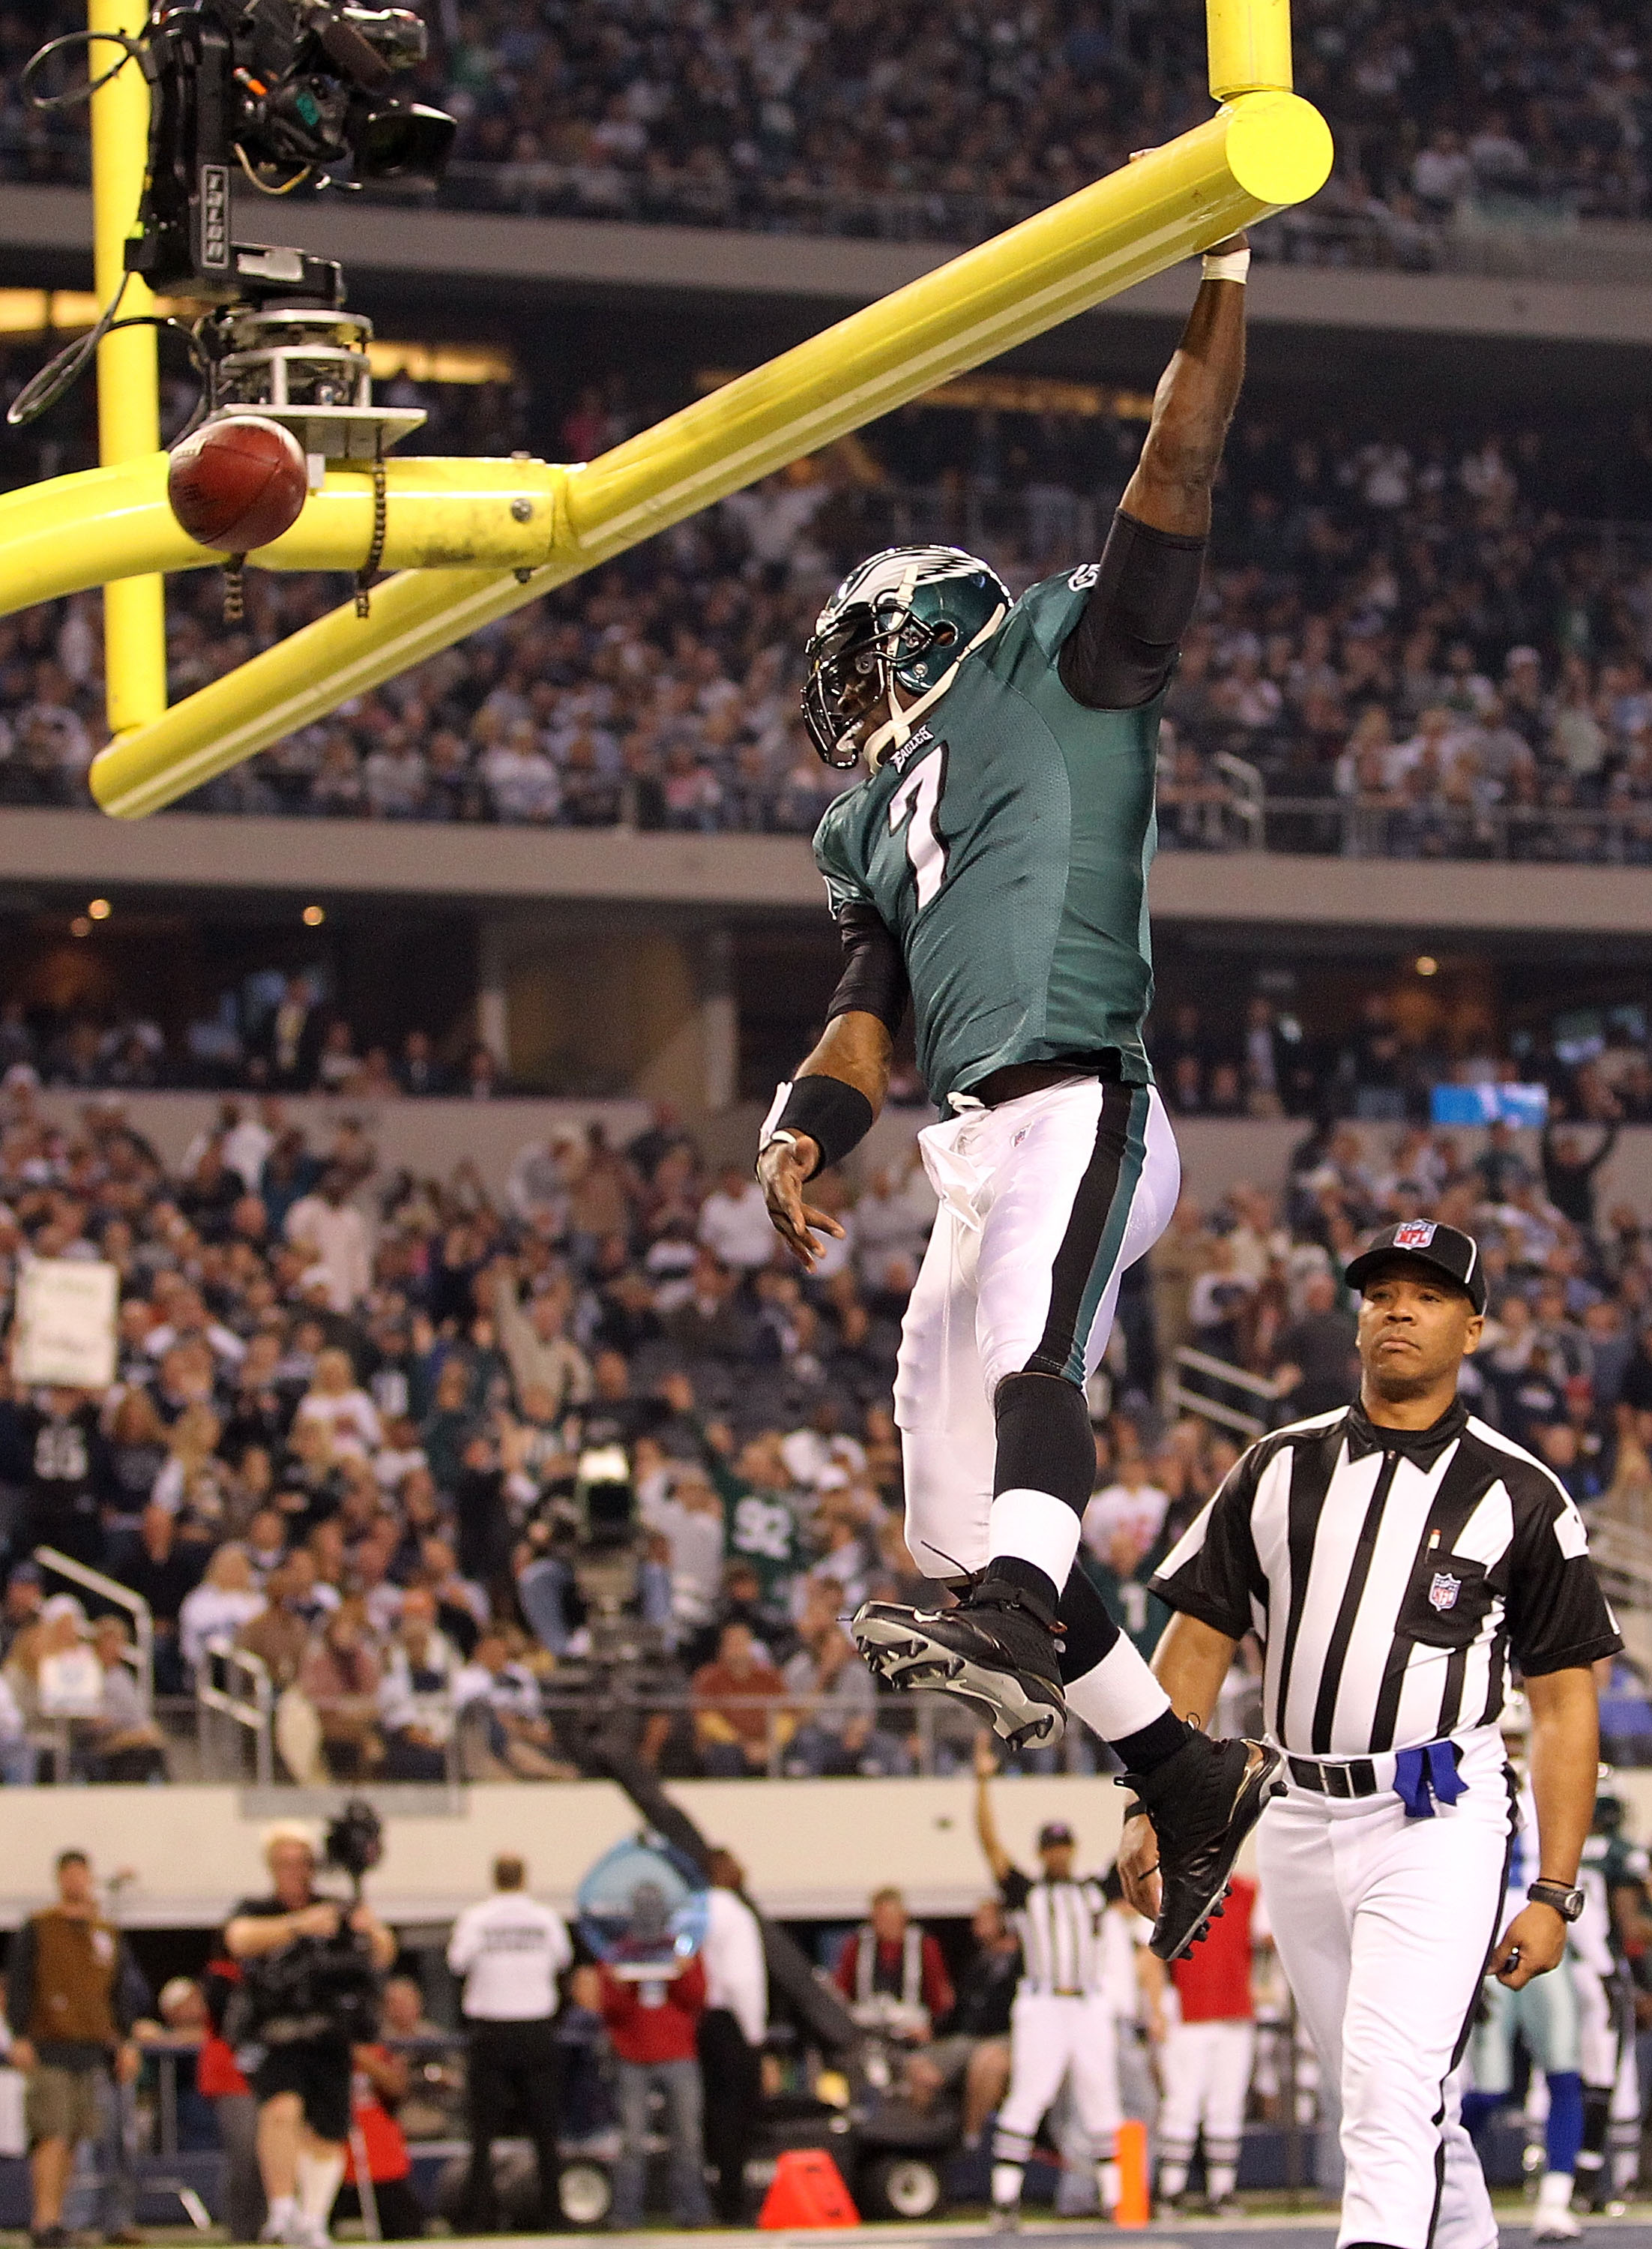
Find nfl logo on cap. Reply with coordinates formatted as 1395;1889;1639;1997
1393;1220;1437;1250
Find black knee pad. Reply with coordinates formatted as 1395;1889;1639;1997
993;1370;1095;1512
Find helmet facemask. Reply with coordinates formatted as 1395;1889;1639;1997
801;546;1010;772
802;597;958;769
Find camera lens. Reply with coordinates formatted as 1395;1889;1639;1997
352;100;456;181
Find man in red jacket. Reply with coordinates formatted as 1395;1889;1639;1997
597;1886;714;2231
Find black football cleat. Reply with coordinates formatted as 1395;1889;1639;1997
1124;1731;1285;1961
851;1575;1067;1749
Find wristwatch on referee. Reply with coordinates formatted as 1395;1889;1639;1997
1527;1879;1586;1922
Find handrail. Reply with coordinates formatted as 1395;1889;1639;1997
1168;1345;1282;1440
34;1544;154;1716
1175;1346;1282;1401
198;1637;274;1787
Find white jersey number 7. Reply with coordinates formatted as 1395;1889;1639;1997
887;744;950;912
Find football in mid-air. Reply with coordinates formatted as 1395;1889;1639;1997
166;415;310;553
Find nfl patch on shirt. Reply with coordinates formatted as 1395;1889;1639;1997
1428;1571;1461;1613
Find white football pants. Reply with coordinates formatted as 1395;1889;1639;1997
894;1077;1180;1580
1157;2018;1256;2169
992;1990;1121;2170
1256;1729;1513;2249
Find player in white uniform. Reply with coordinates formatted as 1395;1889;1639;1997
1119;1220;1621;2249
974;1743;1136;2225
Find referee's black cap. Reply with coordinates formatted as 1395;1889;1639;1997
1037;1820;1076;1850
1345;1220;1487;1315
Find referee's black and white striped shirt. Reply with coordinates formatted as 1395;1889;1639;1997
1151;1398;1621;1760
1000;1868;1109;1996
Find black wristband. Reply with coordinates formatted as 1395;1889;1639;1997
759;1074;875;1179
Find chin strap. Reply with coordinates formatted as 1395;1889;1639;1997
863;600;1007;772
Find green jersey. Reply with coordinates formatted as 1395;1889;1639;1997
813;566;1162;1110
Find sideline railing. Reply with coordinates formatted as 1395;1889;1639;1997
196;1638;274;1787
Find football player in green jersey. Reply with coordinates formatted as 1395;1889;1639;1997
757;233;1279;1961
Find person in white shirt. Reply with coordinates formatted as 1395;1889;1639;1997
178;1544;267;1677
697;1850;768;2225
292;1352;382;1463
1082;1460;1170;1564
447;1856;573;2235
698;1165;780;1275
284;1170;372;1314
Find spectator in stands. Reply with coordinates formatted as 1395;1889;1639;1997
376;1588;457;1780
690;1621;789;1776
1270;1270;1360;1420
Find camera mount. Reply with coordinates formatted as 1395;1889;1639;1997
13;2;453;445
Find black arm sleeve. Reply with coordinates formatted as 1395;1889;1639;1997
825;901;909;1035
1057;508;1208;711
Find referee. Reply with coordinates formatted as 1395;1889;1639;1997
974;1741;1129;2226
446;1855;573;2234
1121;1219;1621;2249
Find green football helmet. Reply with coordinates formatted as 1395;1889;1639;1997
802;545;1010;770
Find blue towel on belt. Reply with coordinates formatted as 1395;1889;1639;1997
1393;1738;1467;1819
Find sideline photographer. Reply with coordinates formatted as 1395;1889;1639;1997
225;1816;395;2249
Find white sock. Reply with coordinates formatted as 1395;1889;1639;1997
295;2149;346;2229
1157;2161;1189;2201
1537;2170;1573;2215
1208;2162;1238;2202
1095;2159;1121;2213
268;2195;298;2235
1064;1629;1174;1743
991;2163;1024;2210
987;1487;1082;1590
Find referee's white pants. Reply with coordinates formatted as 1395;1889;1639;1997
1256;1740;1513;2249
894;1079;1180;1580
1157;2019;1255;2164
993;1991;1121;2165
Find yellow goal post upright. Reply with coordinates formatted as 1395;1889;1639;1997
52;0;1327;818
89;0;167;735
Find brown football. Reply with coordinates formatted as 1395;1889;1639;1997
166;415;310;553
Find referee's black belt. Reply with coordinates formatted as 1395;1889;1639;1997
1287;1754;1381;1799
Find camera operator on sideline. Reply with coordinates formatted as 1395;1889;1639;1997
225;1822;395;2249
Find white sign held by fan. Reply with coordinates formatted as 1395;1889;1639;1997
12;1258;119;1391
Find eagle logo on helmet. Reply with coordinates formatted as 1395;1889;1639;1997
801;546;1010;771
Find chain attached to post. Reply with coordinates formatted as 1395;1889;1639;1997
355;454;388;618
223;556;245;624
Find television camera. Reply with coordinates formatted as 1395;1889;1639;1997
228;1798;388;2050
14;2;455;451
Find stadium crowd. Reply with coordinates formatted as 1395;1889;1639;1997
0;379;1651;862
6;1;1652;248
0;1062;1648;1789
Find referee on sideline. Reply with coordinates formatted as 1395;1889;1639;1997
1122;1219;1621;2249
447;1855;573;2234
974;1740;1130;2226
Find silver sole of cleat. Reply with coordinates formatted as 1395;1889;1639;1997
851;1612;1066;1749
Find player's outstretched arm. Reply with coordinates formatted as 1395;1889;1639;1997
757;1008;893;1270
1490;1664;1599;1989
1116;1612;1239;1921
1119;234;1249;540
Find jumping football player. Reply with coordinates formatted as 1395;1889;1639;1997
757;232;1279;1959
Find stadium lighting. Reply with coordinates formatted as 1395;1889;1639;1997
88;897;111;920
1416;957;1439;977
302;904;326;927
